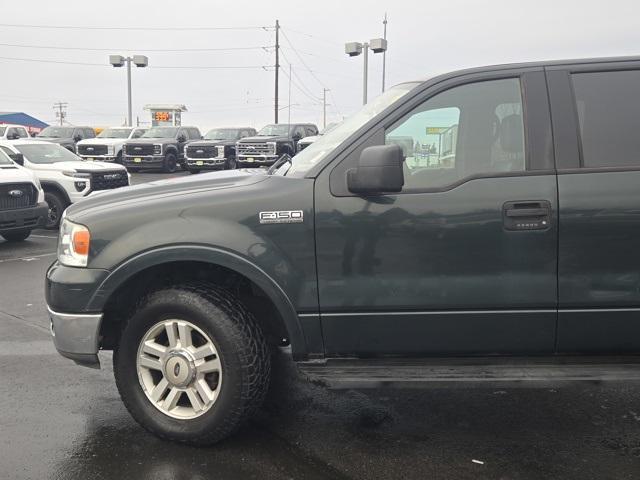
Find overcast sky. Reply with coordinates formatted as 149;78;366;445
0;0;638;132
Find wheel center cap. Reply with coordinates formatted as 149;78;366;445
164;351;195;388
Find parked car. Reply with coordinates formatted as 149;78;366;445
35;126;96;151
0;124;31;141
184;127;257;174
295;122;339;153
236;123;318;167
122;126;201;173
0;140;129;228
46;56;640;446
76;127;147;164
0;148;47;241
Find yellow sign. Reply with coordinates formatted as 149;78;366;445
426;127;448;135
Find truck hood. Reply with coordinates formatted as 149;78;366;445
124;138;175;144
188;139;236;147
28;160;127;172
238;135;288;143
67;169;269;219
77;138;124;146
0;163;39;183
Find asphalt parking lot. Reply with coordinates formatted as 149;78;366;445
2;172;640;480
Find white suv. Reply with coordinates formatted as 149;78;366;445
76;127;146;163
0;124;31;141
0;148;47;242
0;140;130;228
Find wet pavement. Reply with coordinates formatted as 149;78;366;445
1;172;640;479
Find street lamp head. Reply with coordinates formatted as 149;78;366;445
132;55;149;68
345;42;363;57
370;38;388;54
109;55;125;67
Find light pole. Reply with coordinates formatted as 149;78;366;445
345;38;387;105
109;55;149;126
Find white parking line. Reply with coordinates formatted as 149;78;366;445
30;234;58;239
0;252;56;264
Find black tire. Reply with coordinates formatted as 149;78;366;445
1;229;31;242
225;158;237;170
44;190;67;229
113;282;271;445
115;151;123;165
163;153;177;173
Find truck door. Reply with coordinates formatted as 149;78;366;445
548;63;640;353
314;70;559;356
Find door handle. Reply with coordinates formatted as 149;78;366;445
503;201;552;231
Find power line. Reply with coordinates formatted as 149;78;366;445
278;48;319;101
280;29;328;90
0;56;270;69
0;23;271;31
0;42;270;52
283;27;342;47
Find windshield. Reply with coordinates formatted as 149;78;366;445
0;149;13;165
142;127;179;138
15;143;81;164
37;126;75;138
97;128;132;139
204;129;239;141
286;83;419;177
257;124;290;136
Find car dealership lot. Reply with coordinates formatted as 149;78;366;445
1;172;640;480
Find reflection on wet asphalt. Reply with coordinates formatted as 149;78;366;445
2;173;640;479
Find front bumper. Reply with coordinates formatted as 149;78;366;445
79;154;118;162
0;202;48;233
123;155;164;169
48;306;102;366
237;155;278;167
185;157;226;170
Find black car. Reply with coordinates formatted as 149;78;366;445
184;127;256;174
122;126;202;173
35;126;96;152
46;56;640;446
236;123;318;167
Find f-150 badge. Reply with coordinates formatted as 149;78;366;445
259;210;303;224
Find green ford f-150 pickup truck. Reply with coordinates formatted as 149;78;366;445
46;56;640;444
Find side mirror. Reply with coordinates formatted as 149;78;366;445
177;134;187;143
292;133;302;142
9;153;24;165
347;144;404;195
73;135;82;142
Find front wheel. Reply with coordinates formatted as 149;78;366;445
44;191;67;229
162;153;177;173
1;229;31;242
225;158;237;170
113;283;271;445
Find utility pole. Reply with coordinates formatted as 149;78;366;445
382;13;388;92
274;19;280;124
53;102;68;126
362;42;369;105
323;88;329;129
288;64;292;125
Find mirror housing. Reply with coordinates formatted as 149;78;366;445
347;144;404;195
9;153;24;165
73;134;82;142
177;134;187;143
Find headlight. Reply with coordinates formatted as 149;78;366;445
63;171;91;179
58;216;91;267
107;145;115;155
153;144;162;155
267;142;277;154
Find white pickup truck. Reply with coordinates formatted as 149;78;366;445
0;140;130;228
0;148;47;241
76;127;146;163
0;124;30;141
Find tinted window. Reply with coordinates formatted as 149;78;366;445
15;143;80;164
0;145;14;158
189;128;201;139
572;70;640;168
84;128;96;138
385;78;525;191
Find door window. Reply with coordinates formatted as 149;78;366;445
571;69;640;168
385;78;526;191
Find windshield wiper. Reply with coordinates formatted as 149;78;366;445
267;154;292;175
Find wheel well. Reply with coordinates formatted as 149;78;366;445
41;182;71;205
100;261;290;350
